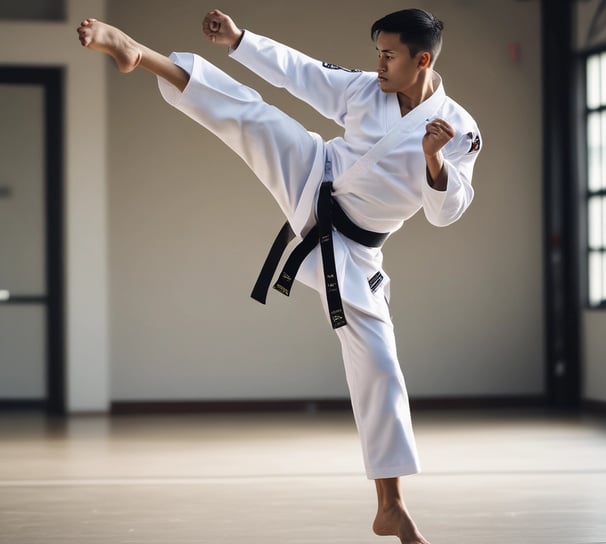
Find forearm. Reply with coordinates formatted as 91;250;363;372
425;151;447;191
229;30;353;122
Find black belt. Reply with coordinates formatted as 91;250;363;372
251;181;389;329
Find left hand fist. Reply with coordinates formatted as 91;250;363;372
423;118;455;156
202;9;243;48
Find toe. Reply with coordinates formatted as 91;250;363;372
77;30;91;46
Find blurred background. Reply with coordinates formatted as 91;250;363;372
0;0;604;417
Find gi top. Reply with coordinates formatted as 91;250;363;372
230;30;481;234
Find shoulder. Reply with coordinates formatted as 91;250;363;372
329;67;379;96
442;96;478;129
319;60;375;82
320;61;362;73
441;97;482;157
318;63;377;97
319;61;375;83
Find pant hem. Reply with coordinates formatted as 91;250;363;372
366;464;421;480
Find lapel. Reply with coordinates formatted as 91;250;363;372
387;73;446;135
333;75;446;188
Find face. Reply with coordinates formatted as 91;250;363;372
375;31;429;95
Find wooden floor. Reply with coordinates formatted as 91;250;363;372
0;408;605;544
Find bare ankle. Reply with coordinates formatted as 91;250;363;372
372;477;432;542
373;502;429;543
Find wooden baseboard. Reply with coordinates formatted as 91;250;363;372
410;395;547;411
111;398;352;415
3;396;600;416
0;400;46;411
111;395;549;415
583;398;606;415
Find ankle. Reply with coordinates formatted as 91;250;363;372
378;498;404;514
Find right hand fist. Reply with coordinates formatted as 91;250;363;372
202;9;243;48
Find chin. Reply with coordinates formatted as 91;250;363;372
377;80;394;93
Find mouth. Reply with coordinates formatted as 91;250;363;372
378;75;387;82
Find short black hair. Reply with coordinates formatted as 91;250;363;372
371;9;444;65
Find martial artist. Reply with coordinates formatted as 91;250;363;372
77;8;481;544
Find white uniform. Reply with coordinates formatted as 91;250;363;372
158;30;481;479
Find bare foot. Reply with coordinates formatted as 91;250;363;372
373;505;431;544
76;18;142;73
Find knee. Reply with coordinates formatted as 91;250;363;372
354;345;403;390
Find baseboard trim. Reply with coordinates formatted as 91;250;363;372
0;400;46;411
111;399;352;415
111;395;549;415
410;395;547;411
583;399;606;416
1;396;598;416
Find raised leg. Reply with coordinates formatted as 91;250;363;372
76;18;189;92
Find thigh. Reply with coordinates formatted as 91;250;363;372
158;52;320;220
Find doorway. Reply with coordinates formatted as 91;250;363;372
0;67;65;415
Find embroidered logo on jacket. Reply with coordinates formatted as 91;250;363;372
322;62;361;73
467;132;481;153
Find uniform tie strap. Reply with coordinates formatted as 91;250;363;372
251;182;389;329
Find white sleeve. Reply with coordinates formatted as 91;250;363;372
421;128;481;227
229;30;364;126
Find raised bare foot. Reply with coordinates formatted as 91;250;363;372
76;18;142;73
373;505;431;544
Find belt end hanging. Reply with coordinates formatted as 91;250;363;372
273;272;294;297
330;310;347;329
250;289;268;305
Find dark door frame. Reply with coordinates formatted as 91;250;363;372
541;0;582;409
0;67;65;415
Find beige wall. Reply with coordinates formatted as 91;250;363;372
107;0;545;402
0;0;110;411
583;313;606;402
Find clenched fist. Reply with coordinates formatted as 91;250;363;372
202;9;243;48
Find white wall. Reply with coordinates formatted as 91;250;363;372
107;0;544;402
0;0;110;411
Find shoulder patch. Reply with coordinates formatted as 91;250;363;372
322;61;361;73
466;132;481;153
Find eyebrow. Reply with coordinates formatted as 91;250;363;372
376;48;397;53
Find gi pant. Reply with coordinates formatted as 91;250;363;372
158;52;420;479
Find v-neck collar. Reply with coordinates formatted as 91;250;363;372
386;72;446;131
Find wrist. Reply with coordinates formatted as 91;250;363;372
424;151;442;164
230;29;244;49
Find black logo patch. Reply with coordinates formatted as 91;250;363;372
467;132;481;153
368;271;384;293
322;62;361;73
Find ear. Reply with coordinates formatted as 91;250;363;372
418;51;432;68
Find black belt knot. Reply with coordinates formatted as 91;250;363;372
251;182;389;329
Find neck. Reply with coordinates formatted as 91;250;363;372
397;70;437;114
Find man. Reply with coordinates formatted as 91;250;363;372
77;8;481;543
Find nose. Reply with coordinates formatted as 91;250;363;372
377;56;387;73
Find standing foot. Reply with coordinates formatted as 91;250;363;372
76;18;142;73
373;505;431;544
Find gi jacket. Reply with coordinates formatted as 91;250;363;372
229;30;481;236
